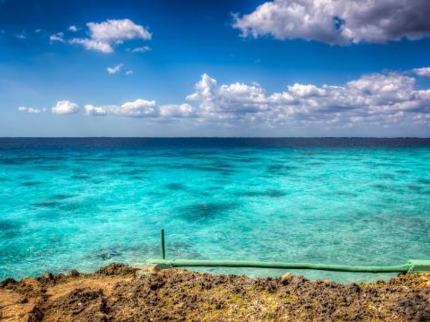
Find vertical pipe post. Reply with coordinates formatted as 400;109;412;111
161;229;166;259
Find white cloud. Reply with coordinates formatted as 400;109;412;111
18;106;46;114
233;0;430;45
129;46;151;53
70;19;151;53
107;63;124;74
85;100;196;119
413;113;430;126
186;72;430;128
288;83;326;97
159;104;195;118
114;99;157;117
186;74;269;115
88;19;151;42
85;99;158;118
413;67;430;77
70;38;113;53
125;70;133;76
84;104;108;116
20;71;430;131
69;25;78;32
49;32;64;43
51;100;79;115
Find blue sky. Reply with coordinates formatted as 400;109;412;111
1;0;430;137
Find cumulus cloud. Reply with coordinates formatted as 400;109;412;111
84;100;196;119
84;104;108;116
51;100;79;115
70;38;113;53
69;25;78;32
107;63;124;74
18;106;46;114
49;32;64;43
233;0;430;45
125;70;133;76
19;71;430;130
159;104;195;118
413;67;430;77
70;19;151;53
114;99;157;117
186;72;430;128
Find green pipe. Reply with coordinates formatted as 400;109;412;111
160;229;166;260
148;259;430;273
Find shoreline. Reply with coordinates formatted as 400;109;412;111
1;263;429;321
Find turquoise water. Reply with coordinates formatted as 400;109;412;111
0;138;429;283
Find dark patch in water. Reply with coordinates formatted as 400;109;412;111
176;202;237;221
395;169;410;174
371;184;400;193
51;194;75;200
166;183;186;190
118;161;137;166
267;164;299;174
0;220;19;231
234;157;261;163
407;185;422;191
328;191;359;197
418;179;430;185
167;164;234;175
33;200;62;208
0;159;19;165
379;173;395;180
35;165;62;171
308;162;324;166
0;177;8;182
21;181;43;187
235;189;286;198
72;174;89;179
0;220;20;238
118;169;143;176
212;161;235;169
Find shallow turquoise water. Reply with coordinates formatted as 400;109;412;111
0;138;429;283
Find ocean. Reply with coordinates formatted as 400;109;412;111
0;138;429;283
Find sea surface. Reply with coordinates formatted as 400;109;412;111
0;138;429;283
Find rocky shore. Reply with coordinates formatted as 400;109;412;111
1;263;430;321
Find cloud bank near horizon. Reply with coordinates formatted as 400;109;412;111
17;69;430;131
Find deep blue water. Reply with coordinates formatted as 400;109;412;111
1;138;429;282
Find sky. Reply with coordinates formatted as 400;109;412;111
1;0;430;137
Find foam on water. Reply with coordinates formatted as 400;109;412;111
0;138;429;282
